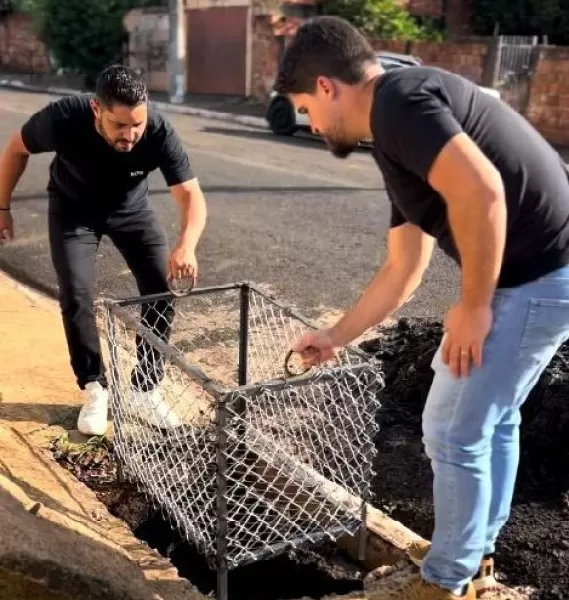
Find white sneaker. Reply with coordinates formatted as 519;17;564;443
77;382;109;436
132;388;182;429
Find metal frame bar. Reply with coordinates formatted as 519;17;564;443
234;286;250;487
109;282;242;307
229;362;377;399
227;524;358;569
238;285;250;386
216;400;229;600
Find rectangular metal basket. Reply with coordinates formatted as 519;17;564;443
97;282;383;600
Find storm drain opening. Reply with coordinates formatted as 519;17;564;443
87;282;383;600
52;436;367;600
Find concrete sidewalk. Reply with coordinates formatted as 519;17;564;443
0;269;81;434
0;270;203;600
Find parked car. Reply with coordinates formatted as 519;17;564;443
266;51;501;137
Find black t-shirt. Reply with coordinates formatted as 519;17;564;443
371;65;569;288
20;94;194;210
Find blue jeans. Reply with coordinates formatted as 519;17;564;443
421;263;569;593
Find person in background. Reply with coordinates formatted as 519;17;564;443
0;65;207;437
276;15;569;600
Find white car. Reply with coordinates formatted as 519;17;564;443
266;51;501;138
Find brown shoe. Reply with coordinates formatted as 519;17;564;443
407;540;503;597
365;571;476;600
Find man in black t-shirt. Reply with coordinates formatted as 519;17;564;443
275;16;569;600
0;65;207;437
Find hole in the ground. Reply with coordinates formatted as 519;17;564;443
136;511;363;600
51;437;365;600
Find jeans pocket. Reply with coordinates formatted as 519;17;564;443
518;298;569;358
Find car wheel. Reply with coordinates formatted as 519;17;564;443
267;97;297;136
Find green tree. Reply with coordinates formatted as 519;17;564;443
40;0;127;86
321;0;444;41
13;0;166;86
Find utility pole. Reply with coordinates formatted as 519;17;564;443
168;0;186;104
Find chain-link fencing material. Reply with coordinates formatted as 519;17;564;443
97;284;383;570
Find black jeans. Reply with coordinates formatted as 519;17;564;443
48;201;174;391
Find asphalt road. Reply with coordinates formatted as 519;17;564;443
0;88;459;324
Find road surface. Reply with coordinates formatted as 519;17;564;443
0;88;459;325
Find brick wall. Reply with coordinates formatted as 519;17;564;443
251;15;282;100
406;0;443;18
251;32;490;96
525;46;569;146
0;13;49;73
371;37;488;83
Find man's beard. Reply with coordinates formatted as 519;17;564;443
328;140;356;159
324;121;356;159
95;119;135;152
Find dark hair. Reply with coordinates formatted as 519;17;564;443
95;65;148;108
275;16;376;95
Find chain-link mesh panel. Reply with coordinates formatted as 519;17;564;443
97;284;383;570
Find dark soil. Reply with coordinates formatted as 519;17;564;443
360;318;569;600
51;437;364;600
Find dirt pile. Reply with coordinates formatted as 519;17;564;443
361;318;569;600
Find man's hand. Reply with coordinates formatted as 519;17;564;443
293;329;337;367
168;239;198;282
442;303;493;378
0;209;14;244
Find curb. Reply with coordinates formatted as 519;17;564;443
0;78;269;129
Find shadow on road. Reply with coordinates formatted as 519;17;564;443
201;124;373;154
13;183;381;202
12;189;168;203
203;184;381;192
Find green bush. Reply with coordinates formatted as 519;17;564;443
321;0;445;41
15;0;166;86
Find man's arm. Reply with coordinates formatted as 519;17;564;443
168;178;207;251
329;223;435;347
156;116;206;246
427;133;506;308
0;132;31;210
155;116;207;280
0;102;59;210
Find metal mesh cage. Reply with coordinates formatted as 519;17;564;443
97;282;383;599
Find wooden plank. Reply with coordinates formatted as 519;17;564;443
245;434;425;569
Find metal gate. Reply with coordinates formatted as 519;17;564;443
186;7;249;96
496;35;539;112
